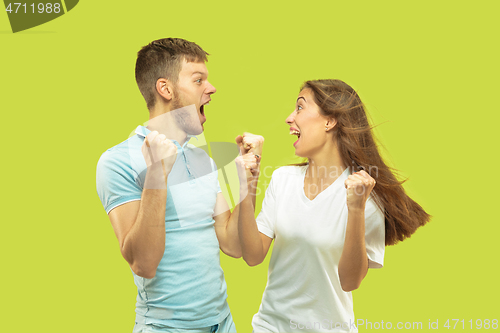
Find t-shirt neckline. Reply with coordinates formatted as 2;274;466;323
300;165;350;203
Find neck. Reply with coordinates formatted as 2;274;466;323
147;107;189;146
306;142;346;180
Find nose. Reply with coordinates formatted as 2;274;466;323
285;111;295;125
206;81;216;95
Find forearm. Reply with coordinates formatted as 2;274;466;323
122;167;167;278
220;176;259;258
338;207;368;291
238;178;265;266
221;202;242;258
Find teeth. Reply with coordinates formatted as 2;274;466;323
290;130;300;136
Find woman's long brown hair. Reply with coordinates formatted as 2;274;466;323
298;79;430;245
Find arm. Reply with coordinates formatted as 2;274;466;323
338;207;369;291
338;170;376;291
108;131;177;279
213;152;261;259
108;175;166;279
213;133;266;259
213;192;242;258
236;172;273;266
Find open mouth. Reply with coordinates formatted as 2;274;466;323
290;129;300;137
200;100;211;117
290;129;301;146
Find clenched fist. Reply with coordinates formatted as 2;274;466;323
141;131;178;188
344;170;376;210
235;132;264;156
235;153;260;182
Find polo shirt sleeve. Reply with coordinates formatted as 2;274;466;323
96;150;143;214
256;170;278;239
365;197;386;268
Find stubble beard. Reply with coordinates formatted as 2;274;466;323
171;94;202;136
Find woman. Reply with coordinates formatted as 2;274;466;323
236;79;430;332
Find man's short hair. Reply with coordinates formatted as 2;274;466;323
135;38;209;110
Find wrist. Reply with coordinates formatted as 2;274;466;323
347;205;365;214
239;174;258;187
145;163;168;189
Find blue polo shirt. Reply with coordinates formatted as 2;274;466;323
96;125;230;328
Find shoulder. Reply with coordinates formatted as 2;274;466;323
97;136;143;174
267;165;306;187
272;165;306;177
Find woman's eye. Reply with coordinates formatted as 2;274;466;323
297;105;303;111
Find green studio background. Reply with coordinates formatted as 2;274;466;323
1;1;498;332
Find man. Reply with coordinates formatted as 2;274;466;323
96;38;262;332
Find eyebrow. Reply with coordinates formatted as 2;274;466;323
192;71;207;76
297;97;306;103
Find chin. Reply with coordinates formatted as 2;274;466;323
295;151;306;158
187;123;204;136
294;146;310;159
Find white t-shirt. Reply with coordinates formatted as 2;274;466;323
252;166;385;333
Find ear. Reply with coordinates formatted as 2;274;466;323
325;118;337;131
155;78;174;102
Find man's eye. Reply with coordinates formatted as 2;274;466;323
195;79;202;83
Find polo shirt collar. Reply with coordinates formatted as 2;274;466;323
134;125;196;149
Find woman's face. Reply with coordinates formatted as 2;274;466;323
285;88;330;158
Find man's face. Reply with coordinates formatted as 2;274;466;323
171;59;216;135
